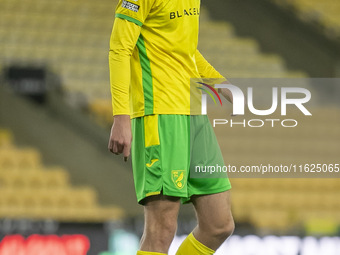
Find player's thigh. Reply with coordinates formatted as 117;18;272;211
191;191;233;232
143;194;181;232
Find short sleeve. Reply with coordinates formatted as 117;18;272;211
115;0;155;26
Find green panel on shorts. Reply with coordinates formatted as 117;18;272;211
131;115;231;204
183;115;231;203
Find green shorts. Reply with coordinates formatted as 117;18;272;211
131;114;231;204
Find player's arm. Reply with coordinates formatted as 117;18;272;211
108;18;141;160
195;50;233;103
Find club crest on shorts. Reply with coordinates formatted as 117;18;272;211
171;170;186;189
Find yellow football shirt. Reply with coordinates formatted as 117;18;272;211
109;0;225;118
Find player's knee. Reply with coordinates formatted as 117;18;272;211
145;216;178;247
218;217;235;240
144;223;177;251
157;222;177;247
205;214;234;242
159;216;177;235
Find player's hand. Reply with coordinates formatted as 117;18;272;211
108;115;132;162
218;81;238;116
218;81;233;104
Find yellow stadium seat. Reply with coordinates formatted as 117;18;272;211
17;148;42;169
305;218;338;236
0;130;123;221
0;148;18;170
0;129;13;147
96;206;125;221
0;148;40;170
44;167;70;188
250;209;291;232
0;189;27;218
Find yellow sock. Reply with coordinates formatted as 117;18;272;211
176;233;215;255
137;251;167;255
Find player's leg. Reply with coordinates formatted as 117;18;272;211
132;114;191;254
175;191;234;255
138;194;181;254
192;191;234;250
176;115;234;254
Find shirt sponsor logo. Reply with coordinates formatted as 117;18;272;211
122;0;140;12
170;8;200;19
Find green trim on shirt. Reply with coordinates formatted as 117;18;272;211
115;13;143;27
137;34;154;115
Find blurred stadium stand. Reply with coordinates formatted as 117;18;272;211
0;0;114;105
0;0;340;251
204;0;340;78
273;0;340;37
0;0;309;127
0;128;123;222
0;86;142;217
209;105;340;235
